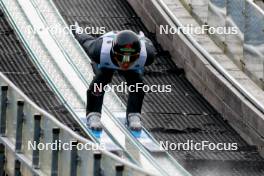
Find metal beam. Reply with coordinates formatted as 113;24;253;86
15;100;24;152
32;114;41;169
51;128;60;176
0;86;8;136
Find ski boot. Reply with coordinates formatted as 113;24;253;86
87;112;103;131
127;113;142;131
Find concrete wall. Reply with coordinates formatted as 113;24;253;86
127;0;264;156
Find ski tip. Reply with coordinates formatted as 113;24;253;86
130;130;142;138
91;130;103;138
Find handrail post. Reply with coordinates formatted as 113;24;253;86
0;144;5;175
70;141;78;176
116;164;124;176
0;86;8;136
93;152;102;176
32;114;42;169
15;100;24;152
14;160;21;176
51;128;60;176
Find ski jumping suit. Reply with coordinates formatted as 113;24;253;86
75;31;156;116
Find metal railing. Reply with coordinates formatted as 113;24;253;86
180;0;264;88
0;72;154;175
157;0;264;115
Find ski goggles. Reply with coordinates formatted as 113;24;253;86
113;51;140;64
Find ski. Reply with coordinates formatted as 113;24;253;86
114;112;164;153
79;115;122;155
